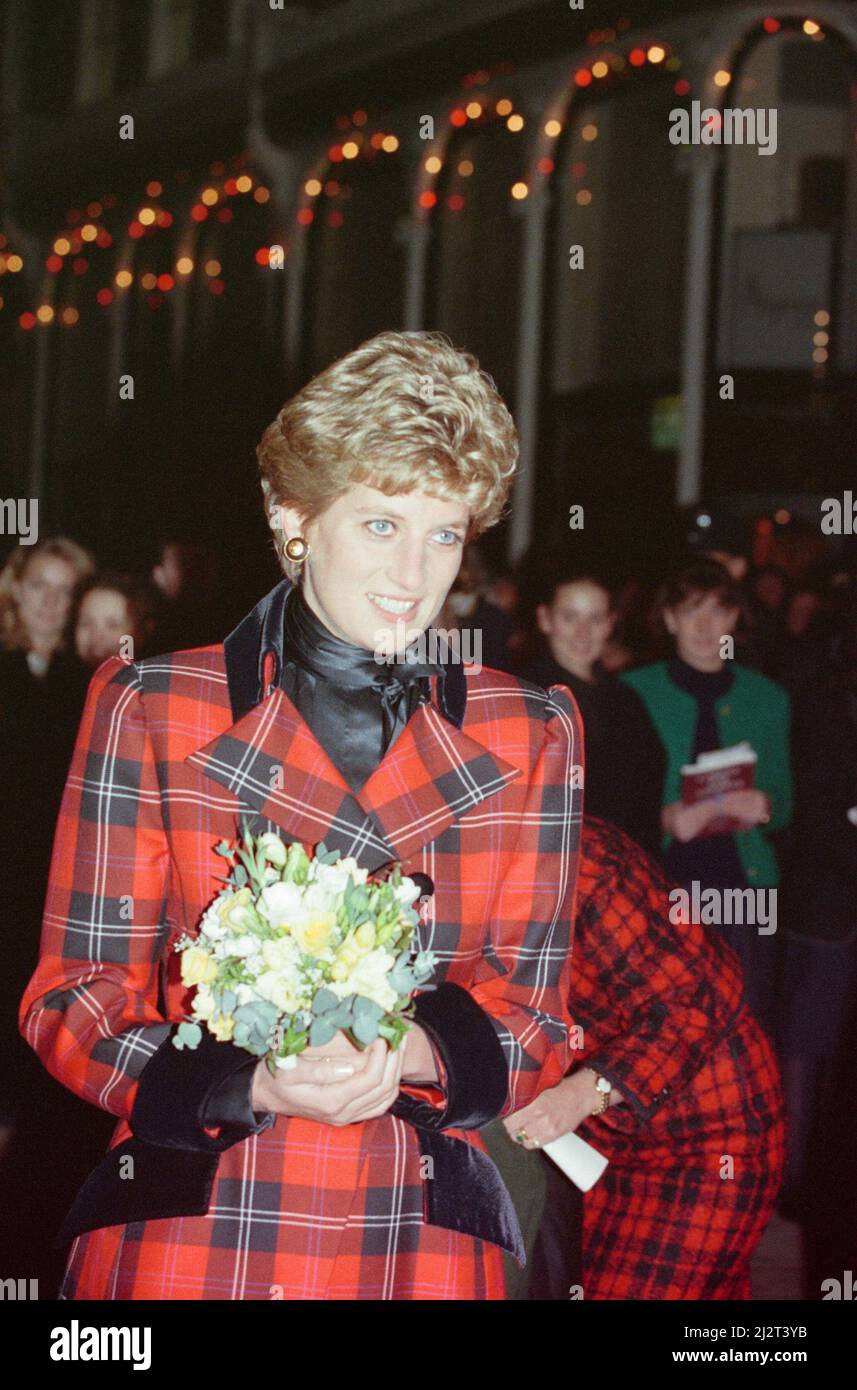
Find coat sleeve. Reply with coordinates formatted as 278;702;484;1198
18;657;272;1150
469;684;583;1117
570;820;746;1125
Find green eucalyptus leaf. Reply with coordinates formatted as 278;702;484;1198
309;1016;338;1047
176;1020;202;1050
352;995;384;1022
312;988;339;1015
351;1012;381;1045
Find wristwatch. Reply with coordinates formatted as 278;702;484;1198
591;1072;612;1116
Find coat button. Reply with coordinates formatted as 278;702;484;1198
720;704;731;716
409;872;434;900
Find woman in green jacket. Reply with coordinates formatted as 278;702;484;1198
621;558;791;1031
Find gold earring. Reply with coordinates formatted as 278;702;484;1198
283;536;309;563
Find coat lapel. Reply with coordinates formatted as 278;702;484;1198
185;579;522;871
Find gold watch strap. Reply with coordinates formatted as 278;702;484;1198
592;1072;611;1115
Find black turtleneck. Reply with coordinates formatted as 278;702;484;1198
663;655;748;891
279;582;446;796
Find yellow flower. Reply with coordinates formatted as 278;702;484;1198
354;922;376;951
291;914;336;957
210;1012;235;1042
181;945;218;987
334;940;361;970
218;887;253;929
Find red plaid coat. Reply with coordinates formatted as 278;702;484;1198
19;579;583;1300
571;818;786;1300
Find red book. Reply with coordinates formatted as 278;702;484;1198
680;742;757;837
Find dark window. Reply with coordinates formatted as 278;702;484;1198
115;0;153;89
19;0;80;115
192;0;231;59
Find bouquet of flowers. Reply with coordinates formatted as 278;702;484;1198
172;826;437;1074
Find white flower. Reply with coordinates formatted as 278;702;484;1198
313;859;368;892
254;969;303;1013
212;935;258;961
301;880;339;917
328;947;398;1012
199;908;228;942
258;832;289;868
261;935;303;974
246;951;266;978
394;877;421;908
259;880;309;929
228;934;258;958
234;983;256;1006
192;983;217;1020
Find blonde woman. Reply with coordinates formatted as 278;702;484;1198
21;331;584;1300
0;540;93;1165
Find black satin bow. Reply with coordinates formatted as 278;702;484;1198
281;583;447;788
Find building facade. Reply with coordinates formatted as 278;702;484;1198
2;0;856;577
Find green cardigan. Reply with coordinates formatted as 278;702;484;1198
620;661;792;888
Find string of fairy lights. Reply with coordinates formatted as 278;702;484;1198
0;13;837;335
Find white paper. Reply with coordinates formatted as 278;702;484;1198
542;1130;609;1191
681;741;756;776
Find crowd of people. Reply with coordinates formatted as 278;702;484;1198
1;524;855;1298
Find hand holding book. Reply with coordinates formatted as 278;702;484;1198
668;742;771;839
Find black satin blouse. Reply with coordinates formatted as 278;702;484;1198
279;581;446;795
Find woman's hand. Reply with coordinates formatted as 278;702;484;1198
722;789;772;827
502;1075;592;1150
251;1033;406;1126
502;1070;624;1150
662;798;720;842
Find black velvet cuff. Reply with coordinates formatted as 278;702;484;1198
131;1026;275;1152
55;1139;220;1247
203;1059;273;1130
392;981;508;1131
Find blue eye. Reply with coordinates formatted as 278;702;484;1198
366;519;394;536
435;530;463;546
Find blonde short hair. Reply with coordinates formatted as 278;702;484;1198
0;536;95;650
257;330;519;579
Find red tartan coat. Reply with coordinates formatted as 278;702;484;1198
571;818;786;1300
19;578;583;1300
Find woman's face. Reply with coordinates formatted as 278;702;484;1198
75;589;133;667
276;482;470;656
12;554;77;650
537;580;614;679
664;591;739;671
